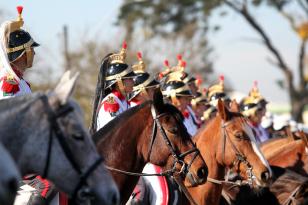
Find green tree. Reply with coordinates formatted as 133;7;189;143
118;0;308;122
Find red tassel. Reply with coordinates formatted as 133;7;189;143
219;75;224;82
122;41;127;49
137;51;142;60
1;77;19;94
203;88;207;95
181;60;186;68
17;6;23;15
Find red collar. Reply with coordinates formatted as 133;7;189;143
248;121;259;127
112;90;125;100
182;110;190;119
12;67;23;78
129;98;141;105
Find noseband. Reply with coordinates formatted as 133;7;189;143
40;95;103;200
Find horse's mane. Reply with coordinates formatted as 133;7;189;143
92;101;184;144
0;93;43;112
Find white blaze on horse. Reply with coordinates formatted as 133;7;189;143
0;71;119;205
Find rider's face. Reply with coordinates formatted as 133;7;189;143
123;78;134;93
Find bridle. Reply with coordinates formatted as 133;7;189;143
207;118;255;187
105;105;200;179
221;119;254;187
39;95;103;200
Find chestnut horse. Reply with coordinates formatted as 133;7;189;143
186;100;271;205
92;90;208;204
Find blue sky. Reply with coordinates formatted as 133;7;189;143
1;0;303;104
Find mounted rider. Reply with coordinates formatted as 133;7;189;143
0;6;62;205
90;41;136;133
128;51;160;107
160;59;198;136
0;6;38;100
240;81;269;144
127;51;169;205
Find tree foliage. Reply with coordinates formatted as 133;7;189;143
119;0;308;121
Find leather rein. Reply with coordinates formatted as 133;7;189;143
40;95;103;200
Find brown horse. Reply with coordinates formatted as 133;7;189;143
186;100;271;205
92;90;208;204
221;166;308;205
264;138;308;176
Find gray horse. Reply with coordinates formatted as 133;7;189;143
0;142;21;205
0;71;119;205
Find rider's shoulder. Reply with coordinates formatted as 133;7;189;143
102;93;120;113
0;74;19;96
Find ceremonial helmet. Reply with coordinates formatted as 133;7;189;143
161;67;193;106
0;6;39;79
128;52;160;100
207;75;230;106
6;7;39;64
240;81;267;117
104;41;136;90
248;81;268;108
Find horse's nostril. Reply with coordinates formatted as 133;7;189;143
261;171;270;182
197;166;208;180
7;177;18;193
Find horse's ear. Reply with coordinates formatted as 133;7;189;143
153;88;165;113
217;99;230;121
230;99;240;112
52;71;80;105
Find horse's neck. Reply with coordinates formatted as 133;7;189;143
0;100;45;175
191;118;225;205
97;106;152;202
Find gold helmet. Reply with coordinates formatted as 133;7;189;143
207;75;230;106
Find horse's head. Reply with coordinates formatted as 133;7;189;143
0;143;20;205
38;71;119;204
215;99;272;187
146;89;208;187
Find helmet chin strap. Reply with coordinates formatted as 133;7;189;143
25;47;33;68
116;78;127;99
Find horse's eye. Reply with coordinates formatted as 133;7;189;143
72;133;84;141
168;127;178;134
235;132;244;139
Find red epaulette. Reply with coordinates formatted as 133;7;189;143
1;75;19;94
103;96;120;113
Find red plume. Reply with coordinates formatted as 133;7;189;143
177;54;182;61
137;51;142;60
196;76;202;86
17;6;23;15
164;60;169;67
219;75;224;82
122;41;127;49
203;88;207;95
181;60;186;68
253;80;258;88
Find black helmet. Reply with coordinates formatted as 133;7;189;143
4;6;39;62
128;52;160;101
162;80;193;98
7;29;39;62
104;42;136;89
